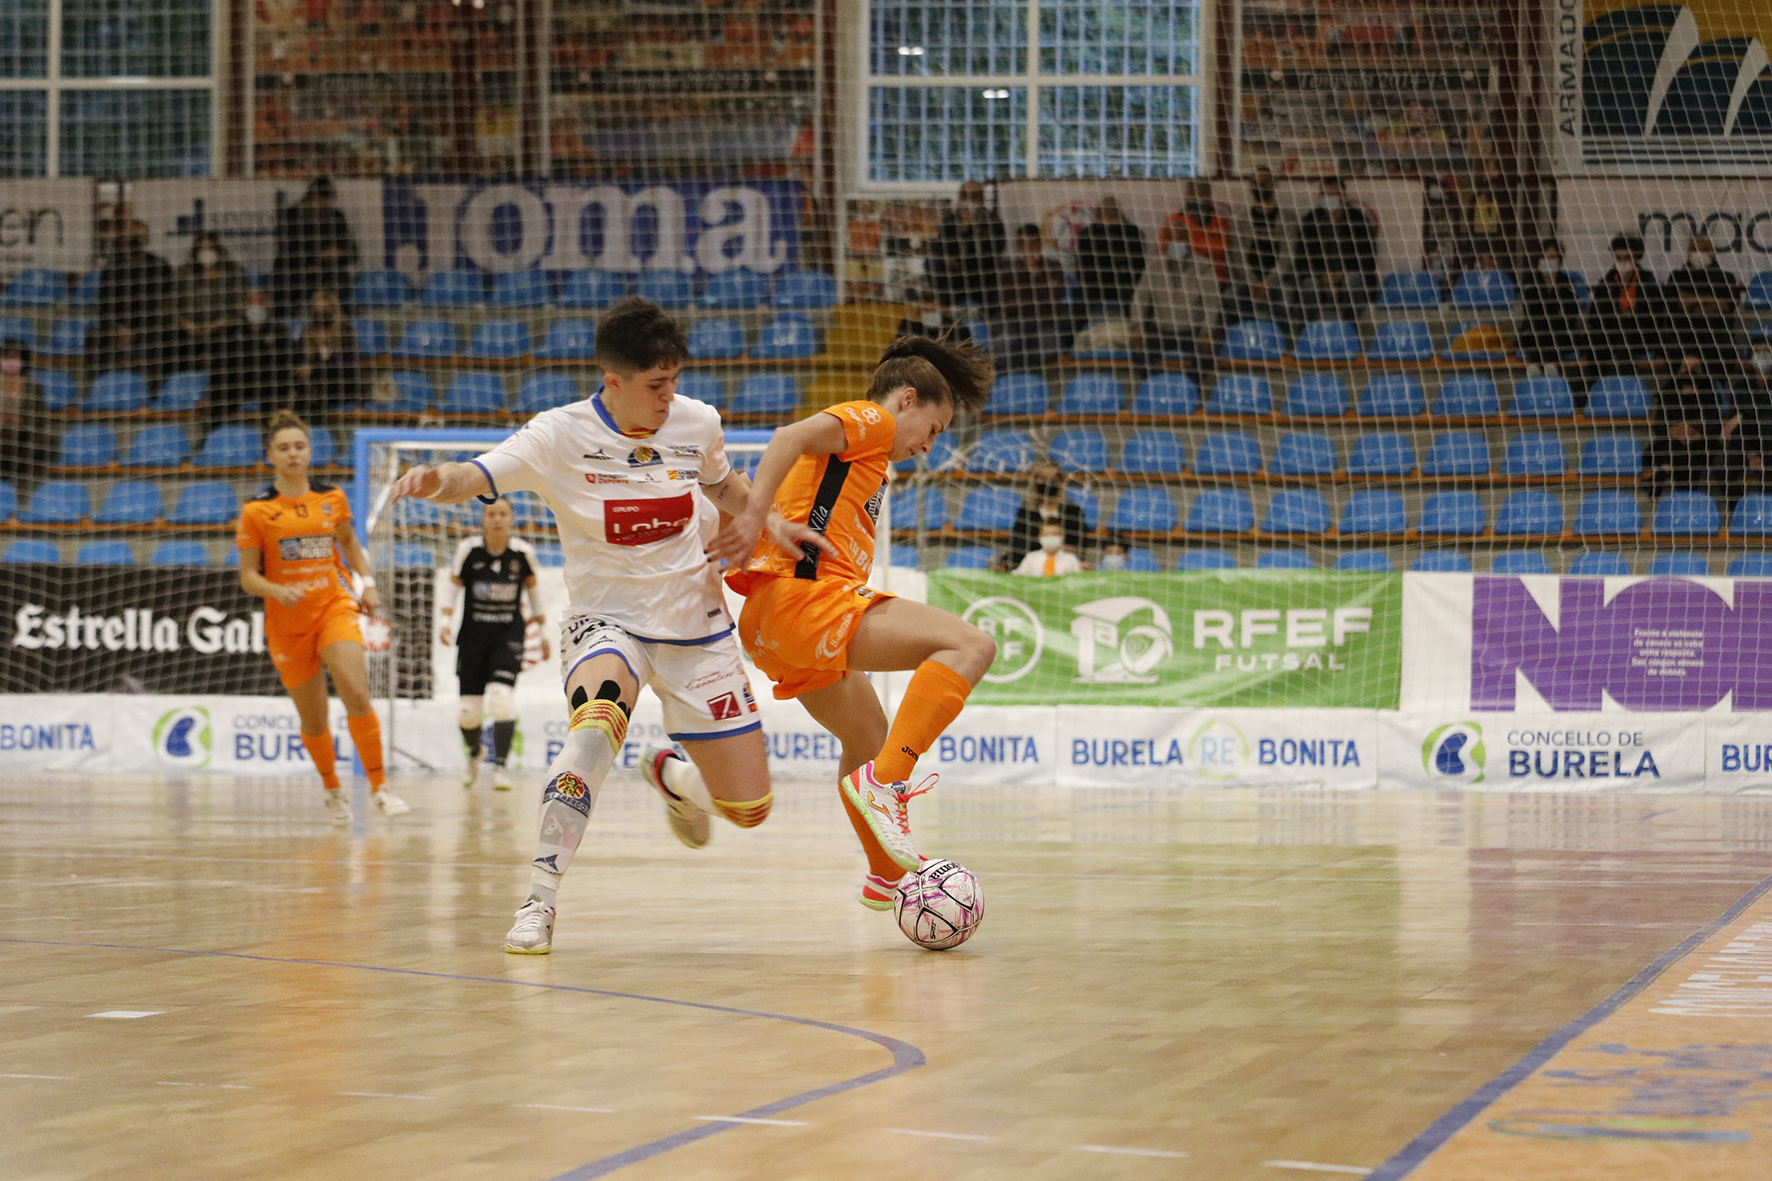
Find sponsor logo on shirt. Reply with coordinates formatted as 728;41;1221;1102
583;449;613;460
666;469;700;481
707;692;743;720
863;480;885;523
667;445;703;458
627;447;662;468
587;472;630;485
278;534;335;562
604;493;694;546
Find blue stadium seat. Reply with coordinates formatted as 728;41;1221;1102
557;270;627;309
1649;552;1709;576
1433;375;1501;417
1294;320;1361;362
1377;270;1440;310
489;269;552;308
152;370;208;412
391;320;460;360
351;318;389;358
955;487;1022;532
20;481;91;523
419;269;483;307
352;270;414;308
535;319;597;360
0;480;13;521
1208;374;1272;416
1048;429;1108;474
663;371;718;410
1257;549;1315;569
688;317;745;360
1653;492;1720;537
70;270;99;306
1176;548;1237;570
1132;373;1198;416
1579;435;1642;476
1335;550;1394;572
1058;374;1124;415
3;267;65;306
1261;489;1331;535
1193;430;1262;476
983;373;1048;418
1510;375;1575;418
464;320;530;360
772;269;838;309
384;370;437;413
1569;551;1631;576
1121;548;1161;572
944;545;997;569
1284;374;1348;418
308;428;337;467
1365;319;1436;363
1345;434;1415;477
1220;319;1286;361
442;372;509;414
516;372;581;414
730;374;798;419
1729;553;1772;577
636;270;693;309
752;312;818;360
196;425;264;469
1730;494;1772;537
41;318;92;358
87;370;147;413
37;370;77;412
966;430;1036;474
57;424;119;467
922;433;960;472
1574;490;1641;535
1067;486;1100;530
94;480;164;524
1270;432;1337;476
1743;271;1772;311
0;316;35;348
394;543;436;568
1359;375;1426;418
701;268;766;309
76;541;134;566
1491;551;1551;574
1495;490;1564;536
3;539;60;563
1412;551;1473;572
1338;491;1407;536
1501;433;1567;477
1444;321;1510;362
1450;270;1517;311
889;487;947;532
1585;376;1651;419
1120;431;1185;475
1186;489;1256;533
957;315;993;352
150;541;211;566
1422;432;1490;477
1108;488;1178;534
1418;491;1487;536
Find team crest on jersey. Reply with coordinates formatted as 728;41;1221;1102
627;447;662;468
667;445;702;458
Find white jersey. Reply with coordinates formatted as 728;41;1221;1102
472;392;733;642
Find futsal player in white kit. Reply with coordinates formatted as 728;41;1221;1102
389;298;831;953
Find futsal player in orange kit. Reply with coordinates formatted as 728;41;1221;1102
717;336;997;908
237;410;410;822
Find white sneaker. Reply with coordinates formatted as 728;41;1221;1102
372;790;411;816
324;788;351;824
504;896;555;954
463;752;482;789
493;765;513;791
640;746;711;848
840;763;937;873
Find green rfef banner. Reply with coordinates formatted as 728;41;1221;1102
926;570;1403;708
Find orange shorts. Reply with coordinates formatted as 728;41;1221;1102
737;575;894;700
266;594;365;689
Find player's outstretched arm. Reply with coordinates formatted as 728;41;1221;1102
389;461;491;506
708;414;848;565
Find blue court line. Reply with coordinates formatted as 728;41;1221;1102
0;937;926;1181
1366;868;1772;1180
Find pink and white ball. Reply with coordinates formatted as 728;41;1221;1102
894;859;984;950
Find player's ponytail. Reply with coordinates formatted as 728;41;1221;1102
868;334;994;415
263;409;311;449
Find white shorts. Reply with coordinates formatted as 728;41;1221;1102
559;615;760;742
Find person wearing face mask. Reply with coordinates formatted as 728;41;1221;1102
1231;168;1294;287
175;232;249;375
289;288;362;425
1585;233;1665;375
1644;376;1724;496
1014;520;1083;576
1160;181;1231;284
1096;538;1130;573
272;176;360;320
995;224;1069;371
0;344;49;495
1518;238;1586;378
1129;226;1223;372
1664;234;1744;379
1007;462;1088;568
207;287;295;433
95;218;175;376
930;181;1007;313
1288;176;1377;325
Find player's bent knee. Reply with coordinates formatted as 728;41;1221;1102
713;793;772;828
486;682;516;722
960;623;997;675
457;695;484;729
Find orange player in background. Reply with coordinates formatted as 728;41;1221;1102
716;336;997;908
236;410;410;822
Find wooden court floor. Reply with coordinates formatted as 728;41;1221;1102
1;771;1769;1181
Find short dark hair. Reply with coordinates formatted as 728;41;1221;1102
1017;222;1041;240
307;175;336;200
1610;233;1645;258
866;335;993;415
1541;238;1563;254
595;297;689;374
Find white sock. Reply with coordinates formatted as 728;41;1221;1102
528;726;616;888
662;754;716;814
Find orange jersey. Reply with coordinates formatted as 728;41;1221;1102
235;483;358;634
729;401;892;591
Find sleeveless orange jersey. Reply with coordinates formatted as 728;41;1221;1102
728;400;893;592
235;483;358;635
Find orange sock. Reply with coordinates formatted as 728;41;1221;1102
346;712;387;791
841;784;907;881
872;659;972;784
302;730;340;791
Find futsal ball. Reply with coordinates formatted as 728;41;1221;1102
894;859;984;950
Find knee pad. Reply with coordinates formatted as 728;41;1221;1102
456;695;484;730
714;792;773;829
486;682;516;722
569;695;630;755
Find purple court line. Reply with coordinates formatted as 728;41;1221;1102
1365;868;1772;1181
0;938;925;1181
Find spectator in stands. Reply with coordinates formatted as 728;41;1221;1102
1586;233;1664;374
1288;176;1377;324
1644;376;1723;494
209;287;294;433
995;224;1068;371
1014;519;1083;577
290;289;363;424
1466;163;1509;262
1664;234;1745;378
1727;336;1772;488
271;176;360;319
175;232;249;374
930;181;1006;313
1074;195;1146;318
1129;228;1222;371
0;343;48;494
1008;462;1088;567
95;219;174;376
895;288;976;348
1518;238;1586;378
1231;168;1292;287
1161;180;1231;285
1097;537;1129;572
